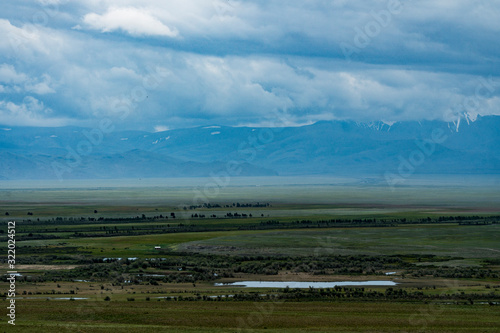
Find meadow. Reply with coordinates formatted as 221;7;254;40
1;177;499;331
3;300;500;332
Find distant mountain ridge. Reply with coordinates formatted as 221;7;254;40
0;116;499;180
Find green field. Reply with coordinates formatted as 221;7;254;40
15;224;500;259
2;300;499;332
1;179;499;331
177;225;500;258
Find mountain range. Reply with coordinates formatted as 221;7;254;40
0;116;499;180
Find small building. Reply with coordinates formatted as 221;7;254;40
154;246;161;250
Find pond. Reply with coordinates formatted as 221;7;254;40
17;297;89;300
214;281;398;288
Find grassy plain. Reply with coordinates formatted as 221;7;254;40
2;300;499;332
177;224;500;258
14;224;500;259
1;178;499;331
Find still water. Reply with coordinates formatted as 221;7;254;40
215;281;398;288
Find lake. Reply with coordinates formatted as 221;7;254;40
214;281;398;288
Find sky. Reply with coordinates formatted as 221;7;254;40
0;0;500;131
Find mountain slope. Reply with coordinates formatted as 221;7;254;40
0;116;499;180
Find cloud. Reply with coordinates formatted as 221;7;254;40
36;0;66;5
0;64;55;95
0;19;60;57
0;1;499;130
25;74;56;94
0;64;27;84
83;7;178;37
0;96;69;127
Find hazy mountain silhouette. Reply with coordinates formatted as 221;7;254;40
1;116;498;180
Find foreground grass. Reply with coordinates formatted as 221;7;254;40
2;300;499;332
